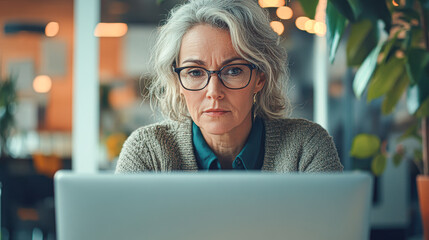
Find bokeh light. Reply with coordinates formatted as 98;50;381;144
276;6;293;20
270;21;284;35
295;16;309;31
305;19;316;34
258;0;286;8
45;22;59;37
33;75;52;93
94;23;128;37
314;22;327;36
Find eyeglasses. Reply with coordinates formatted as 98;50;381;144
173;63;257;91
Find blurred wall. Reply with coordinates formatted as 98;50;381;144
0;0;74;130
0;0;123;131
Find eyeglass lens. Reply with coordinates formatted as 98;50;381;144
179;64;252;90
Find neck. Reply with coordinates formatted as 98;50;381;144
201;114;253;168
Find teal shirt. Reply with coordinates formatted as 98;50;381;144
192;117;265;170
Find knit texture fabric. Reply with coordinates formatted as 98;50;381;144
115;118;343;173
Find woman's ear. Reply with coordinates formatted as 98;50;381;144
255;71;266;92
179;89;186;104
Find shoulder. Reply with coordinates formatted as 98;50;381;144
115;119;193;173
265;117;320;127
262;118;342;172
123;119;192;156
127;119;190;142
264;118;328;140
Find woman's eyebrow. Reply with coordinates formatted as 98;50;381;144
221;57;246;65
181;59;205;65
181;57;245;66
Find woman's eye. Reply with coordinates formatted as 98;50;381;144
187;69;204;77
226;67;243;76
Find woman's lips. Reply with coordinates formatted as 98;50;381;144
203;109;229;116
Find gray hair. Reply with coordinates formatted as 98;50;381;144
148;0;290;121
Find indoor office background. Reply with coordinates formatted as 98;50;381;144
0;0;423;239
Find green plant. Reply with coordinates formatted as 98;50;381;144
298;0;429;176
0;75;17;157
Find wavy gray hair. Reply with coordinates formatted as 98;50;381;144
148;0;290;121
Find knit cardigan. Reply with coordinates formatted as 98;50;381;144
115;118;343;173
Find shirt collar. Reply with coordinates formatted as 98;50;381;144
192;117;264;170
192;122;218;169
235;117;263;169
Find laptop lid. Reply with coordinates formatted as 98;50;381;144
54;171;372;240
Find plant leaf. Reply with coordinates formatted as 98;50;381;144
367;57;406;102
353;42;384;99
416;96;429;117
329;0;356;21
347;19;378;66
347;0;363;20
350;134;381;159
298;0;318;19
381;30;401;64
407;80;429;115
369;0;392;32
404;27;423;51
393;151;404;167
398;122;421;142
372;153;387;176
406;48;429;85
382;72;410;115
423;4;429;33
411;28;423;48
326;1;348;63
414;149;423;163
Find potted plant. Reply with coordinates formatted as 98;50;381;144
298;0;428;238
0;74;17;159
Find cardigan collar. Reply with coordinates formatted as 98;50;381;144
176;118;282;171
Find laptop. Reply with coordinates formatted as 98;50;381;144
54;171;373;240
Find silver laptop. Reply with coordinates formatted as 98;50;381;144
54;171;373;240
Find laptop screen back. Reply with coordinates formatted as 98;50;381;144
54;171;372;240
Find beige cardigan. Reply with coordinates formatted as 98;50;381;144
115;118;343;173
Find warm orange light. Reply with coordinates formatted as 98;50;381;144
295;16;309;31
314;0;327;23
276;6;293;20
270;21;284;35
259;0;286;8
314;21;327;36
392;0;399;6
305;19;316;34
45;22;59;37
395;50;405;59
94;23;128;37
33;75;52;93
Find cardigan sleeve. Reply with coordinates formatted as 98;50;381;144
298;123;343;172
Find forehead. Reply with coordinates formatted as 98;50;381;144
179;24;239;65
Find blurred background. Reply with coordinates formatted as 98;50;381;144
0;0;424;239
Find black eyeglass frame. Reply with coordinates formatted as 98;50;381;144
173;63;257;91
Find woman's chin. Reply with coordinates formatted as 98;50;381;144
196;114;251;136
199;122;233;136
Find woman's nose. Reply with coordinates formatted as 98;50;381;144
205;73;225;100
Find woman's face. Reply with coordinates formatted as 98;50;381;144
178;24;265;136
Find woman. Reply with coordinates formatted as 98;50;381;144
116;0;343;172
